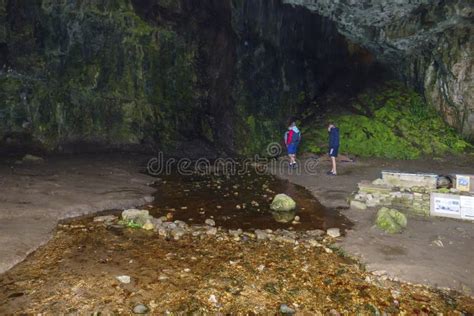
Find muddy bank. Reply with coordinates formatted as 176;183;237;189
0;153;155;274
272;155;474;293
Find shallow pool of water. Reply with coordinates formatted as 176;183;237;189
148;168;352;232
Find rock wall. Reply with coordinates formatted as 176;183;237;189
0;0;235;156
0;0;471;155
283;0;474;139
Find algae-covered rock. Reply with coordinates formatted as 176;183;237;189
375;207;407;234
121;209;153;226
270;194;296;212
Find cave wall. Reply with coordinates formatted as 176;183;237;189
283;0;474;139
0;0;471;156
0;0;236;156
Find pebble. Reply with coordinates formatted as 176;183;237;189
116;275;131;284
306;229;325;237
254;229;268;240
171;228;186;240
206;227;218;235
93;215;117;223
205;219;216;226
208;294;218;304
326;228;341;238
132;304;149;314
158;274;169;281
279;304;296;315
142;220;154;231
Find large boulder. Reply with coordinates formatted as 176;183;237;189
270;194;296;212
121;209;153;226
375;207;407;234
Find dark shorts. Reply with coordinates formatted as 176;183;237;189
287;143;298;155
329;147;339;157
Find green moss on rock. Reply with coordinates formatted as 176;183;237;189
301;82;471;159
375;207;407;234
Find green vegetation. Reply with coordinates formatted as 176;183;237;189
300;82;471;159
1;2;197;150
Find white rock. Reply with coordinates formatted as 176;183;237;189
205;218;216;226
326;228;341;238
116;275;131;284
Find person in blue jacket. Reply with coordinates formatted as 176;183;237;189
284;121;301;168
327;123;339;176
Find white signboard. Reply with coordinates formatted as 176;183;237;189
430;193;461;219
460;196;474;220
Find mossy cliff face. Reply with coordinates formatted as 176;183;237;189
283;0;474;140
301;82;471;159
0;0;235;155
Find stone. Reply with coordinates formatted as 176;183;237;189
171;227;186;240
375;207;407;234
279;304;296;315
270;194;296;212
116;275;131;284
254;229;268;240
350;200;367;210
382;171;438;189
206;227;218;236
229;229;242;237
132;304;149;314
22;154;44;163
306;239;322;247
121;209;152;226
306;229;325;237
276;235;296;244
326;228;341;238
372;178;385;186
272;211;296;223
93;215;117;223
144;196;154;203
142;220;154;231
205;218;216;226
208;294;218;305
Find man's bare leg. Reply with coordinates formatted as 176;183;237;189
331;157;337;174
